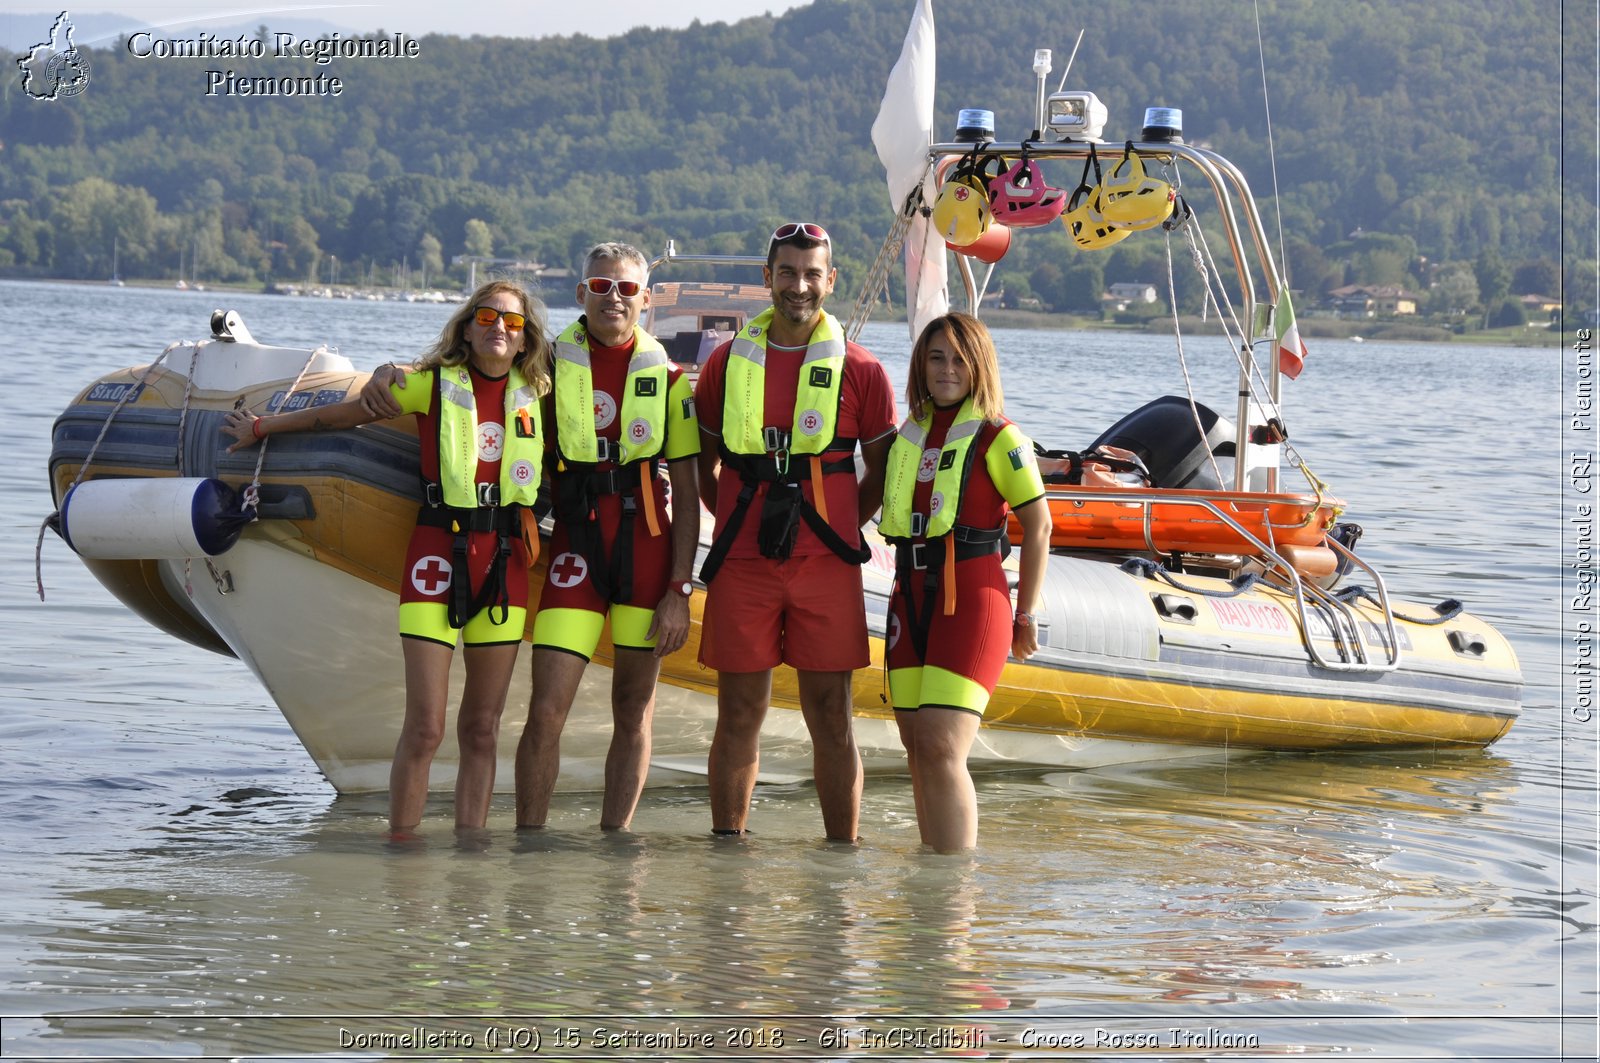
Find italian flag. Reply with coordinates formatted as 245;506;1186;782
1275;287;1307;380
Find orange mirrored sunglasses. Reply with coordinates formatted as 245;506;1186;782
473;306;526;331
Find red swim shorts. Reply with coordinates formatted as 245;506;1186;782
699;552;869;673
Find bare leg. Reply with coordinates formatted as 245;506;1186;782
602;648;661;830
389;638;453;832
910;707;982;852
709;669;772;832
796;669;862;842
514;648;587;828
452;641;522;829
894;709;932;846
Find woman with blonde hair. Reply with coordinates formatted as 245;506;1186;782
223;280;551;838
879;312;1050;851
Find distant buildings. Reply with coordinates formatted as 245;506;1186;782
1326;284;1419;317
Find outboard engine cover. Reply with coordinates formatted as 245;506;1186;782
1090;396;1235;489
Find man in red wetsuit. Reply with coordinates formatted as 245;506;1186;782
514;242;699;831
693;222;897;842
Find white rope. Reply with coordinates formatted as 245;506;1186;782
1160;226;1227;490
846;163;932;342
184;344;324;601
1253;0;1290;283
1183;218;1326;497
243;346;324;515
36;341;188;601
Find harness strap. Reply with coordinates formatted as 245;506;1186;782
699;452;863;584
889;526;1009;661
698;480;758;585
551;459;662;605
717;440;859;482
415;503;524;629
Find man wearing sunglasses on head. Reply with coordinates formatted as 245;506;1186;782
511;241;700;832
693;222;897;843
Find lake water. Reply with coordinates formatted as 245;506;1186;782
1;279;1593;1059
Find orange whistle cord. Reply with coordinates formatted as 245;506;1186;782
810;455;829;524
942;536;957;616
521;508;541;565
640;464;662;537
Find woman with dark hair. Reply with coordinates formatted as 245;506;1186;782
880;312;1050;851
222;281;551;837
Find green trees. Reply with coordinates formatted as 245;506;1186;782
0;0;1566;300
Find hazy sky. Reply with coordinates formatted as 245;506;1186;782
2;1;815;39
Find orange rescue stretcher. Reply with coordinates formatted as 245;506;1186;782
1009;485;1344;577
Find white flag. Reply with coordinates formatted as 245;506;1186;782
870;0;947;342
871;0;936;212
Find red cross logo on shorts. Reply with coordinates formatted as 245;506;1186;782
887;610;901;650
548;551;588;589
410;555;452;596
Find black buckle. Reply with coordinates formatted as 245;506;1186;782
909;542;928;571
424;482;443;507
596;438;620;463
909;512;926;537
476;482;501;506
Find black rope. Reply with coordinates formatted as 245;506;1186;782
1335;585;1464;625
1119;556;1261;598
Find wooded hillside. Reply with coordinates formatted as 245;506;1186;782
0;0;1578;318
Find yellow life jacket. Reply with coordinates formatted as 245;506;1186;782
721;307;846;457
552;320;670;465
699;308;868;583
880;397;986;540
434;363;543;508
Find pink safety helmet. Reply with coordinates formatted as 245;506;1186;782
987;150;1067;228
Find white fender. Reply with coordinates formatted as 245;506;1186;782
59;477;246;559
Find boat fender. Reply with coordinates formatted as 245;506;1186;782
58;477;251;560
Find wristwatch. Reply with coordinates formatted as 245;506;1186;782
672;580;693;597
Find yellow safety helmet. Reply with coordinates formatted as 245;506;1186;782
1062;145;1130;250
932;174;993;246
1099;142;1175;230
1064;183;1130;250
931;147;1002;246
